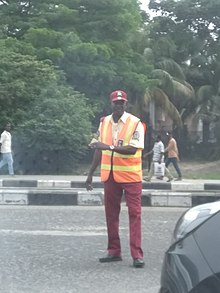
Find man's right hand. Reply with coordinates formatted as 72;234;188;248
85;175;93;191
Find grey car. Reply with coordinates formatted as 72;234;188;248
159;201;220;293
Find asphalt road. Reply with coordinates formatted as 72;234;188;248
0;205;187;293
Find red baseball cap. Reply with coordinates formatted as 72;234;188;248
110;90;128;102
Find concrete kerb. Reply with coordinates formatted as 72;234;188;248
0;176;220;207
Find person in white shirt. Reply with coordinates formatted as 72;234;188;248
0;122;14;175
143;134;173;182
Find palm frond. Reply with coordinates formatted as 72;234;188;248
151;69;174;97
196;85;215;104
173;80;195;100
146;88;182;126
182;80;195;92
156;59;185;81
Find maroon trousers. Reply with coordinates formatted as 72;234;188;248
104;173;143;259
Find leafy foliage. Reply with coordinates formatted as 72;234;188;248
0;0;152;109
14;86;94;174
0;0;220;167
0;40;58;126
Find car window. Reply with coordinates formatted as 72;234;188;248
193;212;220;274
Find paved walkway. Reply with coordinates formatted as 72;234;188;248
0;175;220;207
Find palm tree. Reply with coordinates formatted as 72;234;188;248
141;45;195;130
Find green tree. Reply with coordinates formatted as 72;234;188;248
148;0;220;107
0;39;95;173
14;86;94;174
0;39;58;126
147;0;220;158
142;37;195;128
0;0;153;112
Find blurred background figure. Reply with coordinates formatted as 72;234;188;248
164;131;182;181
143;134;173;182
0;122;14;175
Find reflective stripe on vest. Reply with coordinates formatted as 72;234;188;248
100;114;142;183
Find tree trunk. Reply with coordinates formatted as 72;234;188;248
203;120;210;143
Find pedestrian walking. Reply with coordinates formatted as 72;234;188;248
164;131;182;181
143;134;173;182
0;122;14;175
86;90;145;268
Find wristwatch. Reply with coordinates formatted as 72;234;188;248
109;145;115;150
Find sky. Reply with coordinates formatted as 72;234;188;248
140;0;150;11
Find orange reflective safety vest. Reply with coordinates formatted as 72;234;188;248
100;114;143;183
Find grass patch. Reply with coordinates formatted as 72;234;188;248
77;160;220;180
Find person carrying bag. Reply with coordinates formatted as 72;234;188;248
143;134;173;182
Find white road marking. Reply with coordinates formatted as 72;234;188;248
0;226;127;237
0;229;106;237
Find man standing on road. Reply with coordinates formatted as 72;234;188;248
164;131;182;181
0;122;14;175
143;134;173;182
86;90;145;268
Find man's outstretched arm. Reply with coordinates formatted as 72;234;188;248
85;149;102;191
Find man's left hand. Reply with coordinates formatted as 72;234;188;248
89;142;109;150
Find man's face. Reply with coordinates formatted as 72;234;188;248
5;123;11;131
111;100;127;116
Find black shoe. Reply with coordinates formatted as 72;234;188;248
99;254;122;263
133;258;145;268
